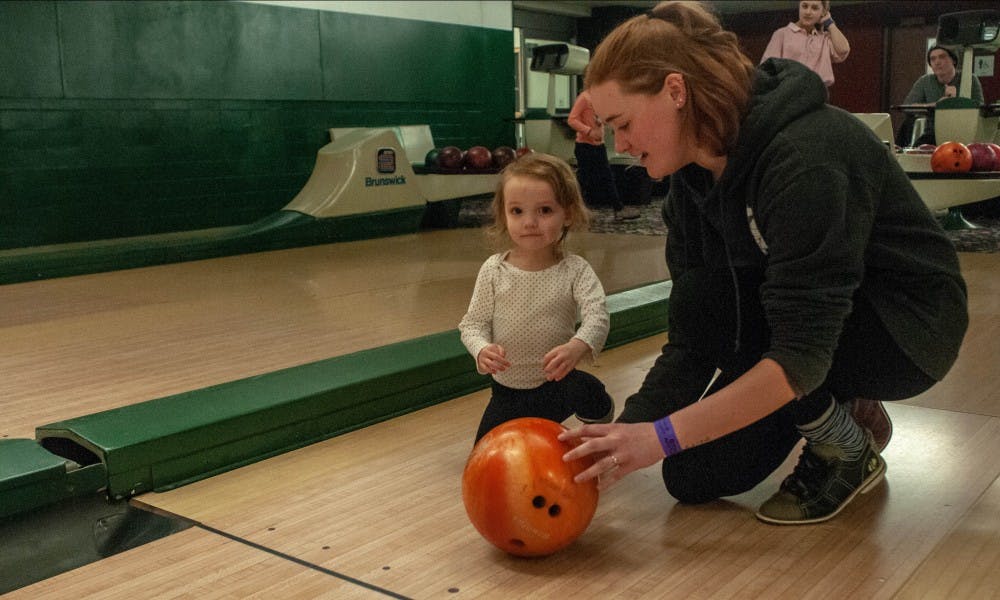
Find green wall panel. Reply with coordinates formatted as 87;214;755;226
58;1;324;100
0;1;62;98
0;2;515;250
322;12;490;103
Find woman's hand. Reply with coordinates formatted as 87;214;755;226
476;344;509;375
559;422;666;490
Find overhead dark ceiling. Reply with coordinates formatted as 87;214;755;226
513;1;996;21
512;1;825;18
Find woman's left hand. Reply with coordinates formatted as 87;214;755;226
559;422;666;490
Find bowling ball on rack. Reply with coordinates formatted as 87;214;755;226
462;417;599;557
464;145;493;170
437;146;464;170
492;146;517;169
987;143;1000;171
516;146;534;158
930;141;972;173
424;148;441;170
967;143;997;172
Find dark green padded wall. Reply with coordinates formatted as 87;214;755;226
0;1;514;249
0;2;62;97
59;2;323;100
321;11;513;145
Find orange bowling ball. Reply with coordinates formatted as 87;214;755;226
462;417;599;557
930;141;972;173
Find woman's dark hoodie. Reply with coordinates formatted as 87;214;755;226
659;58;967;398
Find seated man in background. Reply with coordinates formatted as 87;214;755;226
899;45;984;147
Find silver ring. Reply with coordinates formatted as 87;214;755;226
610;455;620;468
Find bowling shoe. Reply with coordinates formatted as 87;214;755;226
755;430;885;525
849;398;892;451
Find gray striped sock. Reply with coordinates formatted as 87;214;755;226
797;398;868;461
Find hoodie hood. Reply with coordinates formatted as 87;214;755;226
674;58;829;265
742;58;828;149
662;57;967;397
722;58;828;191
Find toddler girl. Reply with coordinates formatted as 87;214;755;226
459;153;614;442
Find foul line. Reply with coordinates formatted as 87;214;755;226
196;523;413;599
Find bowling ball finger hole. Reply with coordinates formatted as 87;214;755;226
510;539;526;548
530;495;563;517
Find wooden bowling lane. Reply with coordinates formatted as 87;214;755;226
7;244;999;597
121;331;999;599
0;229;668;441
10;249;1000;598
895;475;1000;599
1;527;398;599
905;252;1000;417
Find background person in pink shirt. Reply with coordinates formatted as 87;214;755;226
568;90;641;220
761;0;850;87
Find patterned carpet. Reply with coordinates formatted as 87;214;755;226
945;216;1000;253
457;198;1000;253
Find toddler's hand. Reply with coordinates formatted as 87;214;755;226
542;339;590;381
477;344;509;375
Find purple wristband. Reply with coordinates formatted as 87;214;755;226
654;416;682;457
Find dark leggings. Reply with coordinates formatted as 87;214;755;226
475;370;613;443
619;267;935;503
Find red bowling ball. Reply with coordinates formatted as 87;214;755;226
464;145;493;170
967;143;997;172
437;146;464;170
987;143;1000;171
492;146;517;169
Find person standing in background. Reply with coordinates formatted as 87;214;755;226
568;90;641;220
761;0;850;87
